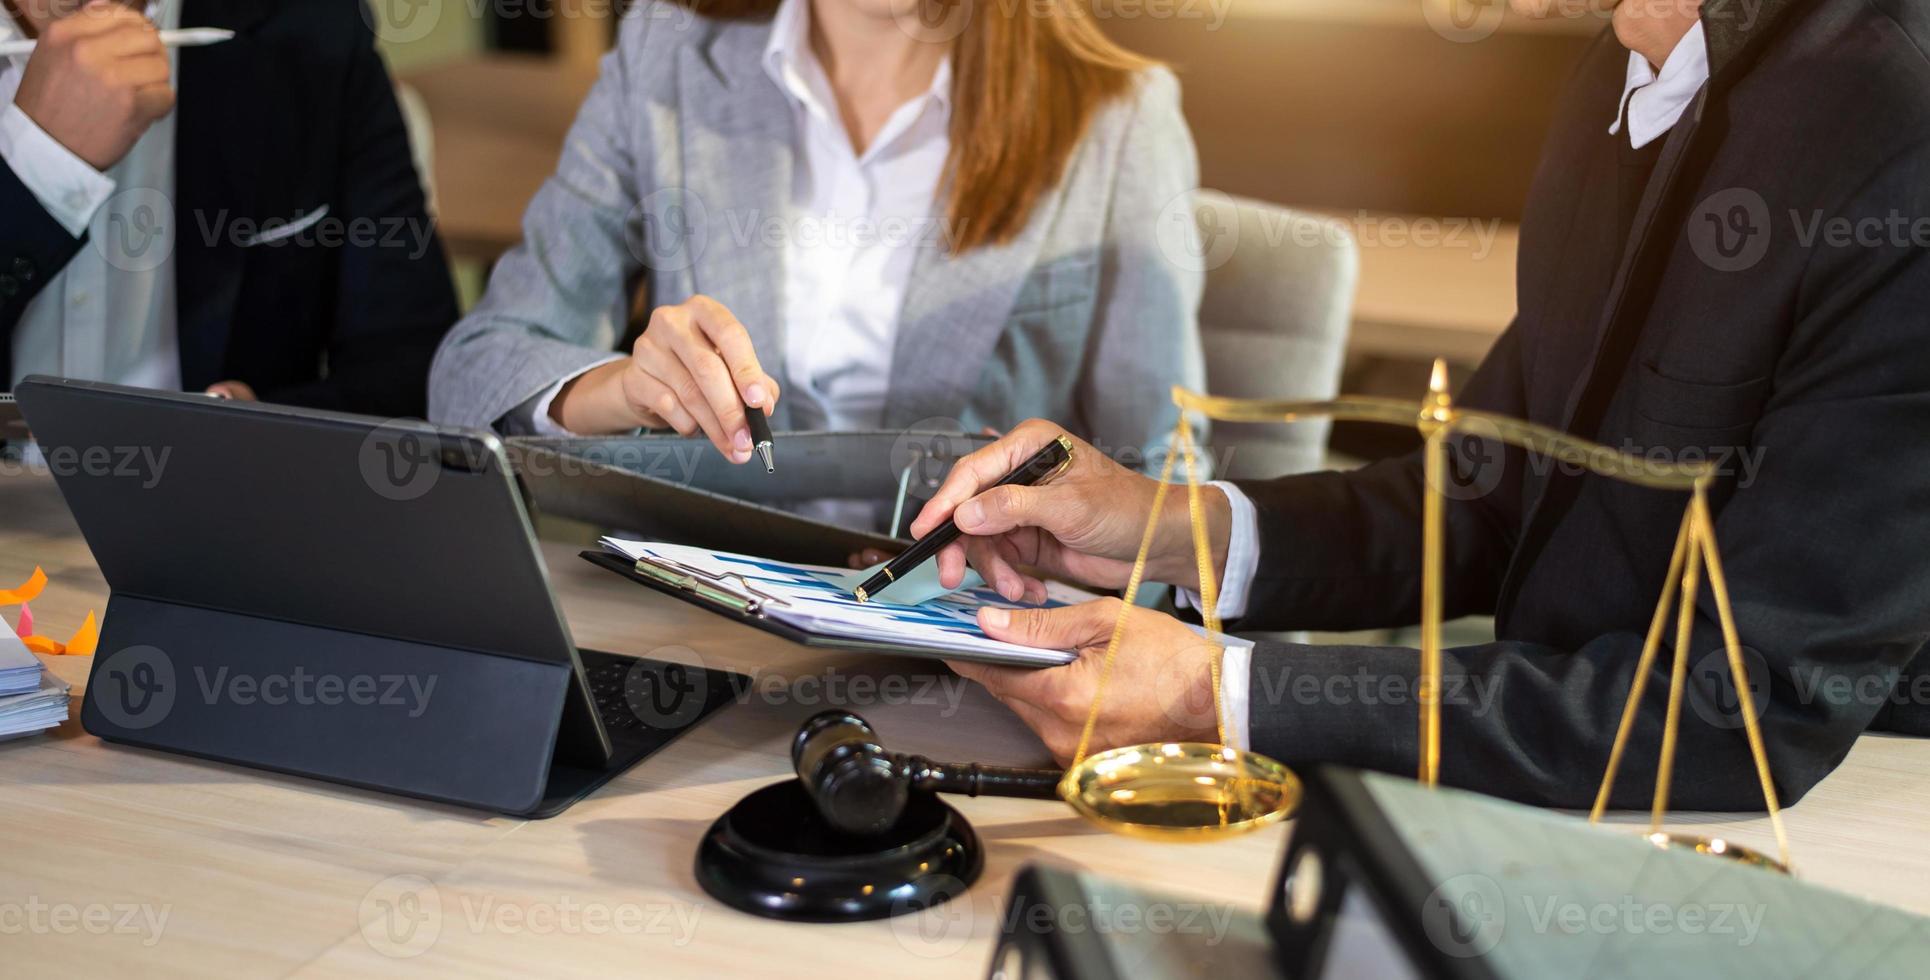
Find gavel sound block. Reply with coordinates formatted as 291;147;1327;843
692;711;1065;923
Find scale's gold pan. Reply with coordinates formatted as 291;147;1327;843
1645;832;1789;874
1059;742;1301;840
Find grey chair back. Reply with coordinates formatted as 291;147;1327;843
1195;192;1357;481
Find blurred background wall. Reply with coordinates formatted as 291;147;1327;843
1104;3;1597;222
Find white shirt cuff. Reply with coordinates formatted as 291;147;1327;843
0;103;116;238
1219;639;1253;751
528;356;626;436
1177;480;1261;621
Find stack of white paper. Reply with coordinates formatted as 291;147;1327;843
0;625;42;695
0;623;69;739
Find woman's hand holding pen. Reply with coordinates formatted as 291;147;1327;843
550;294;780;463
907;419;1236;602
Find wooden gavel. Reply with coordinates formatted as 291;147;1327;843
791;710;1063;836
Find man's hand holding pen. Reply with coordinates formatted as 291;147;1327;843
12;1;175;172
903;420;1243;758
907;419;1237;604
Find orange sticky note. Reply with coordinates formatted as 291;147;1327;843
0;567;48;605
65;612;99;656
21;635;62;655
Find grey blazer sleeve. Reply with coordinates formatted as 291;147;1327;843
1079;69;1208;466
426;18;653;430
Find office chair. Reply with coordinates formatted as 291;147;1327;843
1194;192;1358;482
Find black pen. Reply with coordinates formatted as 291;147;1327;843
854;434;1074;603
746;400;774;473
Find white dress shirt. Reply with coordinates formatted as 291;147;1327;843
1201;23;1713;749
1609;20;1710;150
2;0;183;392
531;0;951;435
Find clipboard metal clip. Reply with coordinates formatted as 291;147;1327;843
635;555;793;617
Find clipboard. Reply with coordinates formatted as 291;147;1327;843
512;431;994;567
579;549;1075;668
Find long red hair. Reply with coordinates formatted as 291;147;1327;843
671;0;1156;252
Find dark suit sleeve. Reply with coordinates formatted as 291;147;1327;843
1241;146;1930;811
255;11;457;417
0;157;86;345
1230;321;1530;634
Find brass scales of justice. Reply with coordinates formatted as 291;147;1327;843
1048;360;1793;875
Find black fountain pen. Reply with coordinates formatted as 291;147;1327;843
746;400;775;473
853;434;1074;603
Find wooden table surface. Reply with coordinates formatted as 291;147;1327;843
4;469;1923;975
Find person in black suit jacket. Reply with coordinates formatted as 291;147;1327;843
907;0;1930;810
0;0;455;417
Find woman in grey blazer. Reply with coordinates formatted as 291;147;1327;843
428;0;1205;485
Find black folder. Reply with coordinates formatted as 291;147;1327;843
510;431;993;567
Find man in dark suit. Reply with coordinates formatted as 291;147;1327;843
1;0;455;417
909;0;1930;810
